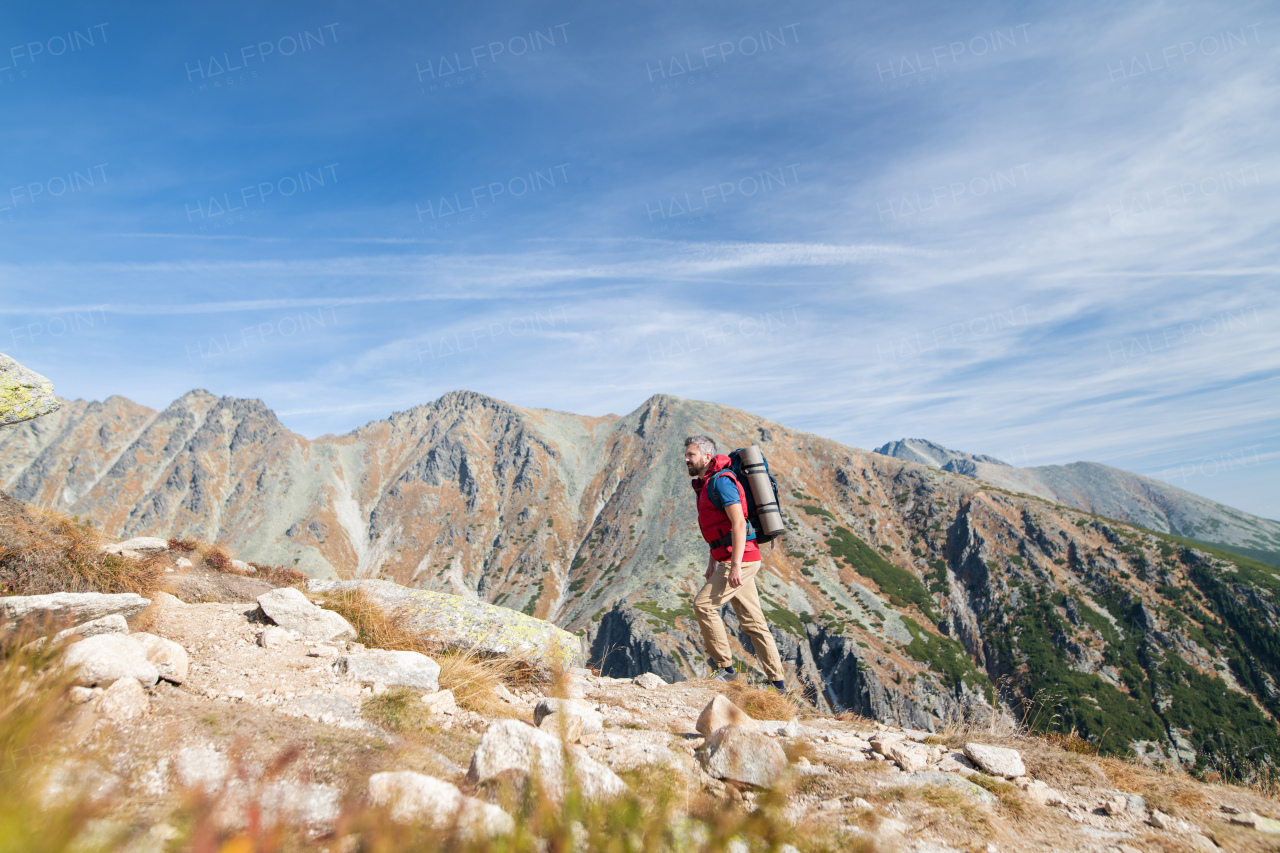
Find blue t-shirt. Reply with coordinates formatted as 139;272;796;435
708;473;757;540
708;473;742;509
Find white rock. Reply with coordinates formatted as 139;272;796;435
102;537;169;556
534;698;604;736
256;588;355;642
129;632;189;683
696;694;758;736
174;746;229;794
259;780;341;830
699;724;788;789
97;676;150;721
421;688;457;715
1018;779;1065;806
963;743;1026;778
307;644;341;658
176;557;194;569
258;626;293;648
466;719;627;802
1;592;150;628
231;559;252;573
884;741;930;772
369;771;513;839
633;672;667;690
53;614;129;643
335;650;440;691
782;718;801;739
64;633;159;687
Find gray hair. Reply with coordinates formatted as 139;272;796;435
684;435;716;455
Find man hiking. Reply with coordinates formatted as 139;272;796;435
683;434;787;691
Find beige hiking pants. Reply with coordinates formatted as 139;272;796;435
693;560;786;682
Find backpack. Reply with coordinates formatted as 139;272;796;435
709;446;786;547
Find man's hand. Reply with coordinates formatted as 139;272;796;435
727;563;742;587
706;554;717;580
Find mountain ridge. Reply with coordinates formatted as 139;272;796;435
6;389;1280;778
874;437;1280;566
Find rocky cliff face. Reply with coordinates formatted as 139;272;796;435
4;390;1280;779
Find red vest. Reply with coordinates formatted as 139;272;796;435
693;455;761;563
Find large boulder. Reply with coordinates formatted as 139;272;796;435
465;719;627;802
0;354;59;426
698;725;787;789
256;588;355;642
1;592;150;629
308;579;583;669
368;771;513;839
334;650;440;691
696;695;758;736
64;633;159;687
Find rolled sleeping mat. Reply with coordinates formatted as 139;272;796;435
738;445;786;537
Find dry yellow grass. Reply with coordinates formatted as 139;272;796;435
0;497;164;597
0;621;101;849
712;680;800;721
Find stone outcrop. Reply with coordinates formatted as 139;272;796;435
0;354;59;426
310;579;583;670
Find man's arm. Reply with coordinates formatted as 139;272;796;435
725;501;747;587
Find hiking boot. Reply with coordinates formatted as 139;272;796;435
769;680;786;692
712;666;737;683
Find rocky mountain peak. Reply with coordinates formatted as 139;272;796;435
874;438;1011;470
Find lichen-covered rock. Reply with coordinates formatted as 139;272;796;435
0;353;59;426
308;579;583;670
1;592;150;629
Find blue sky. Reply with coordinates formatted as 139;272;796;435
2;0;1277;519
